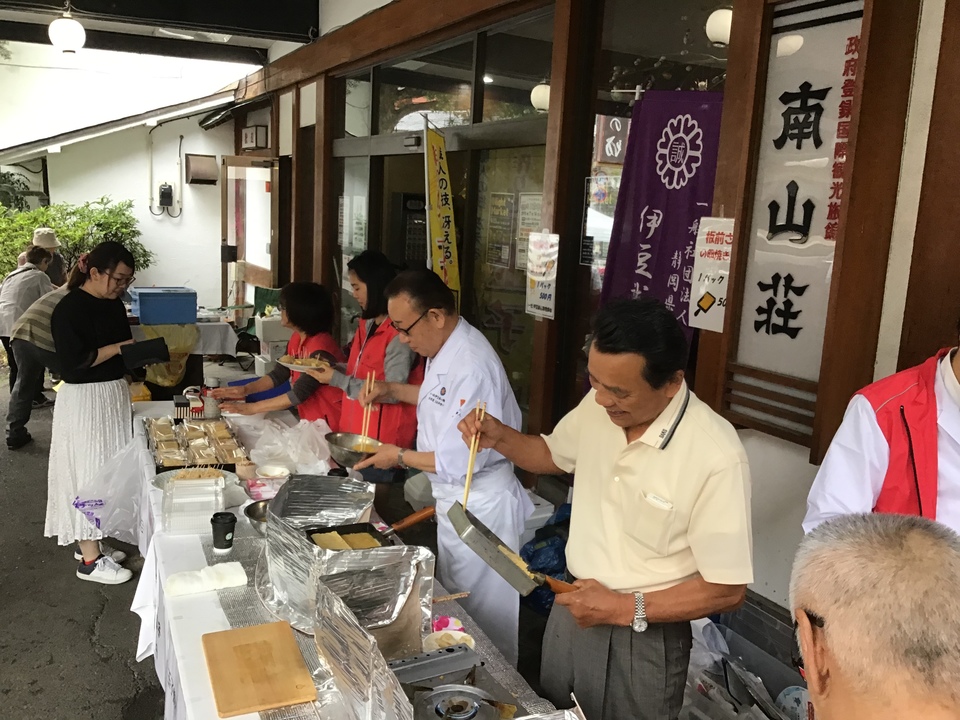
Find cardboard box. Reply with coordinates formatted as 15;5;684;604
260;340;288;361
254;315;293;343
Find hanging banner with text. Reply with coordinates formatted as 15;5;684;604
525;232;559;319
600;90;723;336
736;3;863;382
424;120;462;307
688;217;735;333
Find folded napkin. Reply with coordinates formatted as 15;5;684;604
165;562;248;597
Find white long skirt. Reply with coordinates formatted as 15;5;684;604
44;379;132;545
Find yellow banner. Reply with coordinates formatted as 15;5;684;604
424;125;462;307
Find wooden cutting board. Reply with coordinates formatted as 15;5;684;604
202;621;317;717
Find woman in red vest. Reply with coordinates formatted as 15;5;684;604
215;282;344;430
308;251;422;491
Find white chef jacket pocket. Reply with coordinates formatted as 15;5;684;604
626;492;676;556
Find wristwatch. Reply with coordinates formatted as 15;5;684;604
397;448;408;470
631;592;648;633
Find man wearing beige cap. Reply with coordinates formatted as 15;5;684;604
30;228;66;286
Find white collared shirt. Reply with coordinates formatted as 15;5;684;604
804;353;960;534
417;318;523;490
542;383;754;593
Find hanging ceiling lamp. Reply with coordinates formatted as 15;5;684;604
49;2;86;54
530;81;550;113
705;7;733;47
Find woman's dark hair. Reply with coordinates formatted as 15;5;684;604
591;298;688;390
25;245;51;266
348;251;398;320
67;241;136;290
384;269;456;315
279;282;334;336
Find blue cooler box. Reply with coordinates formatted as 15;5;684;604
130;287;198;325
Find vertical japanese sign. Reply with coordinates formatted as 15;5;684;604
689;217;735;333
515;193;542;271
525;232;559;319
599;91;723;335
424;120;462;306
594;115;630;165
736;2;863;382
486;192;516;268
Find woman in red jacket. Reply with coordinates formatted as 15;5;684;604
308;251;421;492
215;282;344;430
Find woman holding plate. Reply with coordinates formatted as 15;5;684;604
214;282;344;430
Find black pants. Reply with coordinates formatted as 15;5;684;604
6;339;55;441
1;336;17;392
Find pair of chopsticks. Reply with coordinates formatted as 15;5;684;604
361;371;375;442
462;401;487;510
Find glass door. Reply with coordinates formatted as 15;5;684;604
221;156;280;312
473;146;546;424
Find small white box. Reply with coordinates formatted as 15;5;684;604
254;355;276;376
255;315;293;343
261;340;288;361
521;491;555;547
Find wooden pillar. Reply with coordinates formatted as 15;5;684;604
898;0;959;369
314;75;337;289
527;0;604;435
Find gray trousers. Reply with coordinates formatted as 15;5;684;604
541;603;692;720
6;339;57;440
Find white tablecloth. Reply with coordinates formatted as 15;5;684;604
128;404;551;719
131;322;239;357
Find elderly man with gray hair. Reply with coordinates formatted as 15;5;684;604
791;513;960;720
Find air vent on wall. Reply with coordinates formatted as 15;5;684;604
185;154;219;185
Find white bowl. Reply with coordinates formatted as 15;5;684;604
423;630;475;651
256;465;290;479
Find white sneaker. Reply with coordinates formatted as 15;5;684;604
74;543;127;564
76;555;133;585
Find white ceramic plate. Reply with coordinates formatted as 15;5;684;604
276;360;331;372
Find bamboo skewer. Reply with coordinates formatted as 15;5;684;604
462;401;487;510
433;592;470;604
361;371;375;446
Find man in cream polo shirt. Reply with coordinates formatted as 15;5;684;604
459;298;753;720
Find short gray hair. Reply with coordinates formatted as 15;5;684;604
791;513;960;702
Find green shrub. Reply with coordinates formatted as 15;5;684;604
0;197;154;278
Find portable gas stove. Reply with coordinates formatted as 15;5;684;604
389;644;527;719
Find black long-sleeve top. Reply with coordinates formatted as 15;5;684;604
51;288;131;384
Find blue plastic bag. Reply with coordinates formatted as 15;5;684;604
520;503;571;615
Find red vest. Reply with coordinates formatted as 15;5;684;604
340;320;422;448
287;332;345;431
858;349;948;521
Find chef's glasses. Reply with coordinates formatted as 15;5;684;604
392;308;431;336
791;608;825;679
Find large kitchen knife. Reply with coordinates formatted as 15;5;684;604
447;501;577;595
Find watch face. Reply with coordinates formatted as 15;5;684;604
633;618;649;633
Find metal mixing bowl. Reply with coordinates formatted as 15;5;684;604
326;432;382;469
244;500;269;536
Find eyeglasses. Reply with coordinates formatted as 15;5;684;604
107;272;136;287
392;309;430;336
792;609;826;678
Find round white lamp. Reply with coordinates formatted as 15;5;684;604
49;11;86;54
530;82;550;113
705;8;733;47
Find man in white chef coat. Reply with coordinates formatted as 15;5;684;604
356;268;533;665
804;334;960;534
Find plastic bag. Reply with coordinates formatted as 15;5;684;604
519;503;571;616
73;438;143;546
689;618;730;680
249;419;333;475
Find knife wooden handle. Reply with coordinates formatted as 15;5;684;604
390;505;436;533
544;575;578;594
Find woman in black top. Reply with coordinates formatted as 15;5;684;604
45;241;136;586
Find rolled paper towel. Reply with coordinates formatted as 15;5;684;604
165;562;248;597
